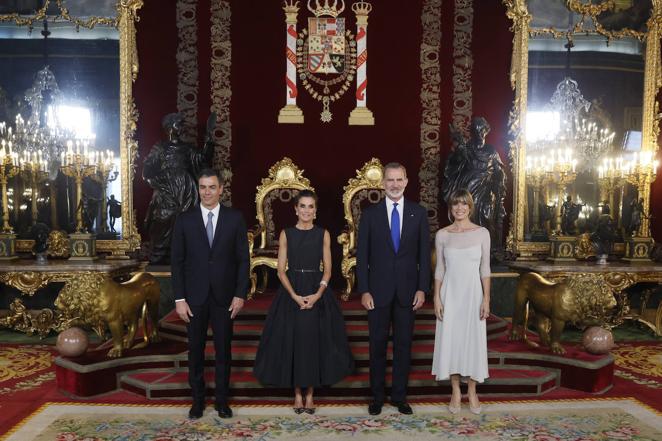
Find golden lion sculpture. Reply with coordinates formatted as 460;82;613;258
509;272;617;355
98;272;161;358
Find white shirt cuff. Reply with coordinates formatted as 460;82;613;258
175;298;186;302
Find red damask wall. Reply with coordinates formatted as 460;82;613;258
134;1;511;235
132;1;662;255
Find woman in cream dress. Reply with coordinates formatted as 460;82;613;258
431;189;491;414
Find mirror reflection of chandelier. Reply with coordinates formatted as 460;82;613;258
0;65;96;179
528;76;615;168
0;18;95;179
24;65;62;128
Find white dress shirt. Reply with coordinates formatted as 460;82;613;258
385;197;404;236
201;203;220;237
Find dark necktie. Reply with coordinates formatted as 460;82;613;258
206;211;214;246
391;202;400;252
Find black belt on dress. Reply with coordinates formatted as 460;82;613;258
291;268;318;273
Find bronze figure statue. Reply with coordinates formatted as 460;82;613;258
31;222;51;263
540;203;555;235
560;195;584;235
592;213;617;262
77;194;100;234
441;117;507;257
143;112;216;264
600;200;611;216
107;194;121;233
628;197;644;237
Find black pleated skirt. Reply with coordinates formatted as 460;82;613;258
253;275;354;388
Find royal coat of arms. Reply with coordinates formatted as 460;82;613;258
278;1;375;125
307;17;345;74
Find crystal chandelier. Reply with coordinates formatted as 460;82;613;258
0;65;89;180
528;77;615;168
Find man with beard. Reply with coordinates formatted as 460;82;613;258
356;162;431;416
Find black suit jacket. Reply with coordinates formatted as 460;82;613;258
171;204;250;307
356;198;431;308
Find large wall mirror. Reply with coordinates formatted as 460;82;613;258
505;0;661;259
0;0;142;257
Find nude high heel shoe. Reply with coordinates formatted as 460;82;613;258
468;395;481;415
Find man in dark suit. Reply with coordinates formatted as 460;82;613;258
356;162;431;415
171;168;249;419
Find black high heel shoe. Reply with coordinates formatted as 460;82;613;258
293;407;305;414
303;407;315;415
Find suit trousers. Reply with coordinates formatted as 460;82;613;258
187;293;233;405
367;299;415;403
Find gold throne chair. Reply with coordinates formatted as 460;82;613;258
248;157;314;296
337;158;385;300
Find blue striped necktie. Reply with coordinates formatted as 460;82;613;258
391;202;400;252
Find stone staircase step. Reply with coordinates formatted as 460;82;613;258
119;364;559;400
157;306;509;343
54;293;613;398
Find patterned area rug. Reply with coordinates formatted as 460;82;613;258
0;345;54;396
4;399;661;441
612;342;662;389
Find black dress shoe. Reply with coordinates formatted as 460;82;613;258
368;402;383;415
188;401;205;419
391;401;413;415
215;403;233;418
303;407;315;415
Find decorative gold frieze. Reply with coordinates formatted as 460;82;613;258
510;261;662;335
0;260;145;336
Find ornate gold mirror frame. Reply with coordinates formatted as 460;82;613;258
504;0;662;259
0;0;143;258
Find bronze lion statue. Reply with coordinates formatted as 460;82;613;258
509;272;617;355
98;272;161;358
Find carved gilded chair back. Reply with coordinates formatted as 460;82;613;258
252;157;314;249
248;157;314;295
337;158;385;297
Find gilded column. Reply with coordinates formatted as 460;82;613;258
639;0;662;238
278;1;305;123
349;1;374;125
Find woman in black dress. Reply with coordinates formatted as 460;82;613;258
253;190;354;414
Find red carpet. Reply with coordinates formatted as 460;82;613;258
0;344;59;437
1;358;661;438
2;293;660;437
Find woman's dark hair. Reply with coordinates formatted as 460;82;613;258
294;189;318;206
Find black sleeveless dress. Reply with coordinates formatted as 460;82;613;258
253;226;354;388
